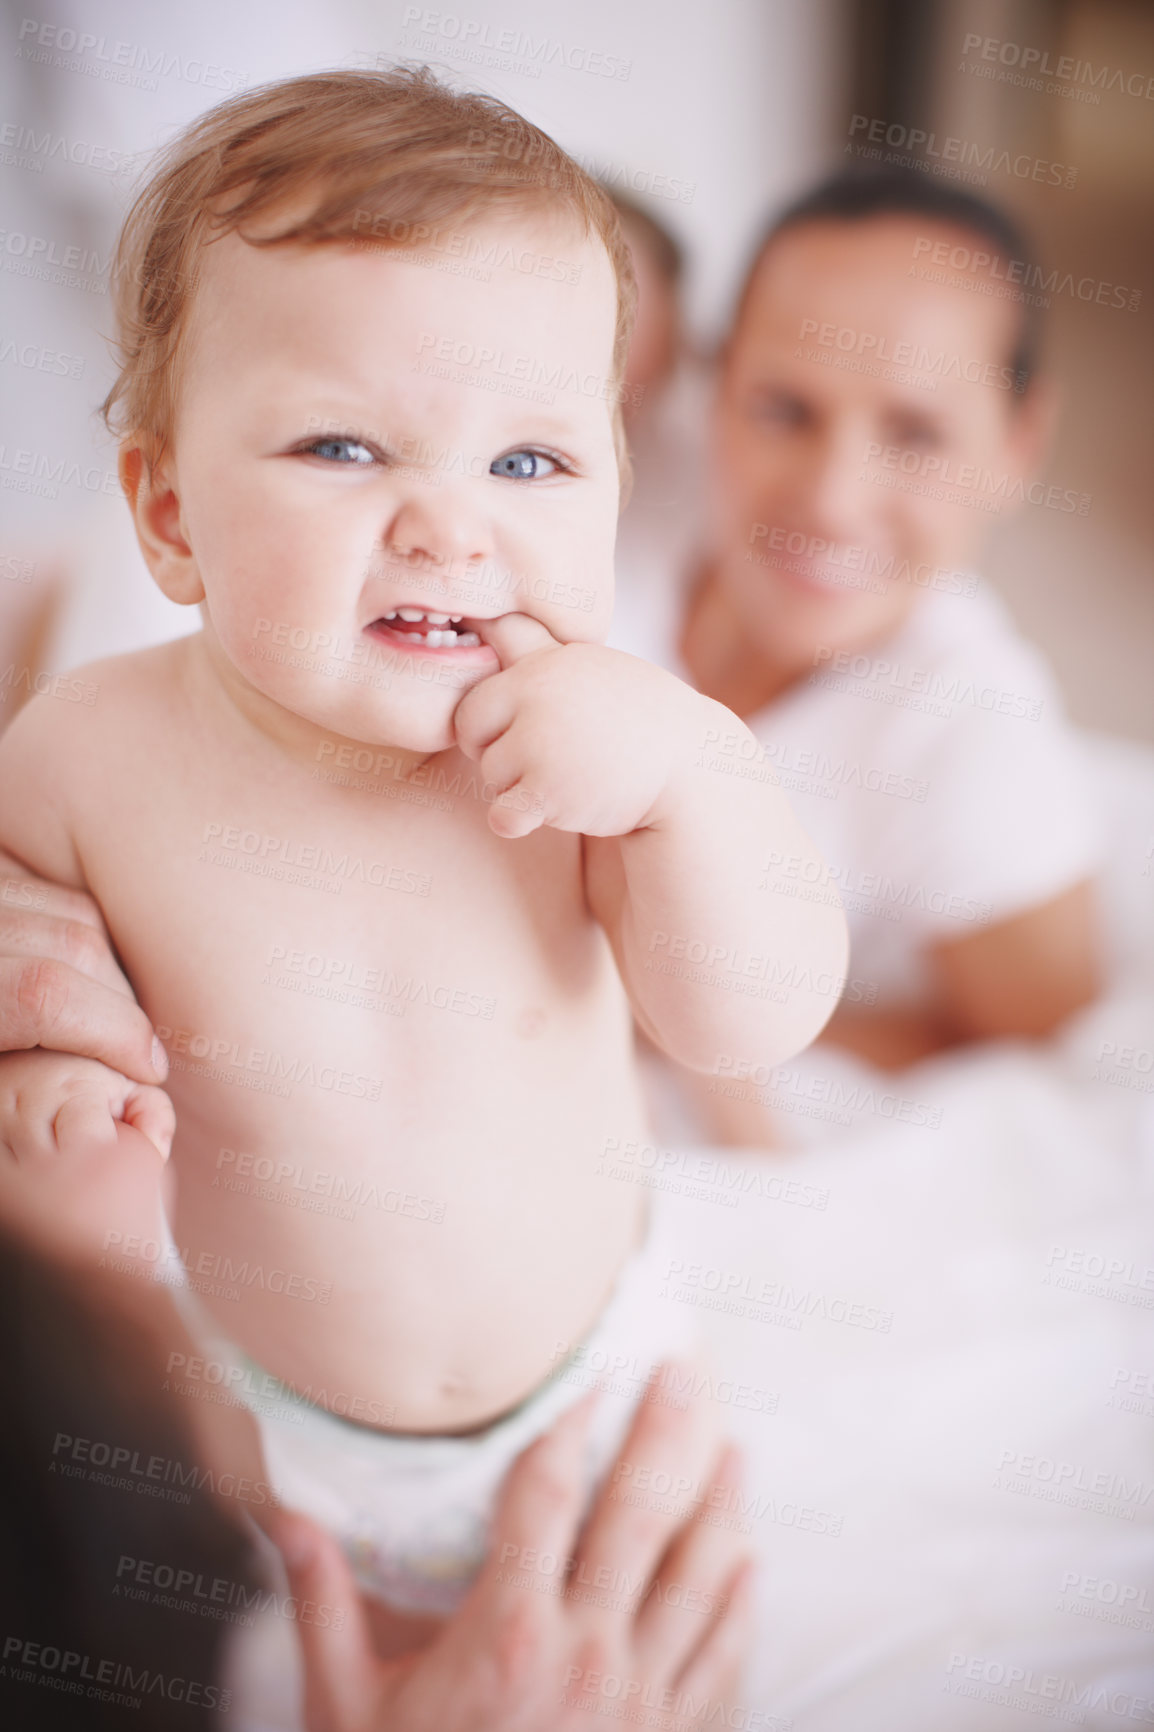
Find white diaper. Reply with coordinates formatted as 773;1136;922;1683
160;1194;700;1616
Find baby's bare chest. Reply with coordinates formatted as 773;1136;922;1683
84;766;625;1115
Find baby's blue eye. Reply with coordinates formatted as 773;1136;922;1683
491;450;559;480
306;438;375;465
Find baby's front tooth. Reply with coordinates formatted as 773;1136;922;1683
398;607;425;622
426;628;445;647
425;611;451;625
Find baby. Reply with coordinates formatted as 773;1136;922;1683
0;68;845;1614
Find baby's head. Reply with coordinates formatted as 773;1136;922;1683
712;166;1053;670
103;67;635;753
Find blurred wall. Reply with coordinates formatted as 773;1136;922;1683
0;0;845;673
841;0;1154;741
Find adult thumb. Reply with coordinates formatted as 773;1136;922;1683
267;1507;379;1731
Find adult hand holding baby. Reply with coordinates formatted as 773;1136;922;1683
273;1370;753;1732
455;614;704;842
0;847;167;1086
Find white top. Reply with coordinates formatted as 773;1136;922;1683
612;566;1104;1009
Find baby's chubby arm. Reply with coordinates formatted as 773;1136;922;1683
454;617;849;1072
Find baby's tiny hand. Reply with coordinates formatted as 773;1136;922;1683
0;1050;175;1164
453;614;703;839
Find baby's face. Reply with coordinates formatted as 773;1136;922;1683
163;212;621;752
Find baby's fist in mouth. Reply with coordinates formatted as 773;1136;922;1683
453;614;705;839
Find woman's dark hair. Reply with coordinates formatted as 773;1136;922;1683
736;164;1042;392
0;1229;265;1729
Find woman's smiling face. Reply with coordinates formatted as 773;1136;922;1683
711;215;1045;668
144;212;622;753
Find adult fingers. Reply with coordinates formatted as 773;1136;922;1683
673;1556;756;1714
0;851;109;933
268;1507;381;1732
0;956;167;1084
632;1444;751;1678
470;1390;601;1622
123;1085;176;1160
0;906;132;995
570;1361;721;1622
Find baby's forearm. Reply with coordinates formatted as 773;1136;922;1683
590;718;849;1073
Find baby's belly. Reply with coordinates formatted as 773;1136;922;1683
166;1062;650;1432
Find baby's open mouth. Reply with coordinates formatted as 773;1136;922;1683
366;608;483;649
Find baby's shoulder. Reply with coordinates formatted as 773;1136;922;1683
0;638;194;813
8;638;192;742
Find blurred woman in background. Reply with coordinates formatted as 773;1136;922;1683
612;168;1103;1146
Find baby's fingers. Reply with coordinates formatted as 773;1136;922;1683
53;1090;119;1157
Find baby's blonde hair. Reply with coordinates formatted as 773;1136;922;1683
101;65;636;474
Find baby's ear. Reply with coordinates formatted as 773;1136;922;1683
118;440;205;606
